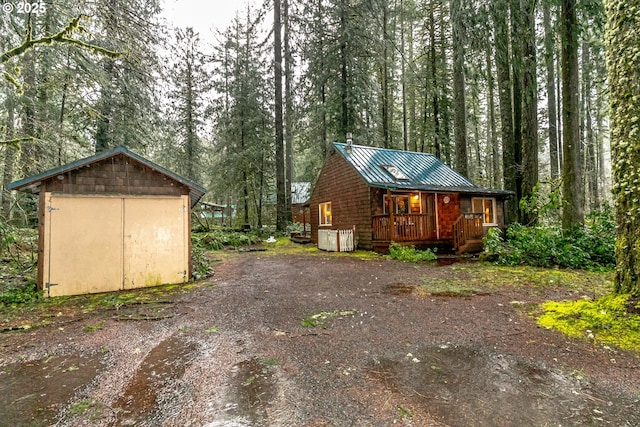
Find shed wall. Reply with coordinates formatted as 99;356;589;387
310;151;373;249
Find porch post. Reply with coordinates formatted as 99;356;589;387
303;208;306;235
435;193;440;239
387;189;394;242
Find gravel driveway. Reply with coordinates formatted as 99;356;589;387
1;251;639;426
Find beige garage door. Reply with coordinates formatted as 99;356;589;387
123;197;188;290
43;193;189;297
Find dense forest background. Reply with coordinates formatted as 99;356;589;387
0;0;610;230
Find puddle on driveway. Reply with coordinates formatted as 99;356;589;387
113;335;196;426
223;357;277;425
372;345;640;426
0;354;101;426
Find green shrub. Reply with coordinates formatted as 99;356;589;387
193;229;260;251
0;282;40;306
190;243;211;279
483;205;615;269
388;242;437;262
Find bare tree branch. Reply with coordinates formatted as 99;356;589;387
1;15;121;65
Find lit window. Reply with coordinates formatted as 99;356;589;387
383;195;415;214
472;198;496;225
319;202;332;226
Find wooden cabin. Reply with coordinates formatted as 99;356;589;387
7;147;206;297
309;142;513;253
291;182;311;224
290;182;311;242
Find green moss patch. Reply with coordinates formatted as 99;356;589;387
301;310;357;328
537;294;640;351
414;263;612;298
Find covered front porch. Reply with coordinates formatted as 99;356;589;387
371;190;486;253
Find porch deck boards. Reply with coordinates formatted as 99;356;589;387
372;212;485;254
372;213;436;243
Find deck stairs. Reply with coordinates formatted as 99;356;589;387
452;213;484;255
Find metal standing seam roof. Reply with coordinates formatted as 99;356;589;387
332;142;513;196
7;146;207;207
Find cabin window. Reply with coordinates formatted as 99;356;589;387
472;197;497;225
319;202;332;226
384;195;417;214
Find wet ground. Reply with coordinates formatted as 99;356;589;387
1;252;639;426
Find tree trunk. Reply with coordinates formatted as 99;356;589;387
520;0;539;225
430;0;441;158
284;0;293;222
605;0;640;294
185;57;196;181
556;37;563;169
20;44;37;176
543;0;560;179
582;40;598;210
561;0;584;230
1;90;16;218
492;0;517;223
400;0;408;151
450;0;467;175
511;0;524;222
485;18;500;188
274;0;286;231
339;1;349;138
380;3;390;148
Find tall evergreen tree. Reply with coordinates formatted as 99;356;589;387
274;0;287;231
492;0;517;223
520;0;539;224
543;0;560;179
93;0;162;152
212;7;272;229
165;27;210;183
450;0;468;175
561;0;584;230
604;0;640;294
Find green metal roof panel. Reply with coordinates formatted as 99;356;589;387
7;146;207;207
332;142;512;196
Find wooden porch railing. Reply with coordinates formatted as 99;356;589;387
372;214;434;242
452;213;484;250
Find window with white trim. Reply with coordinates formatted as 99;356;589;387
472;197;497;225
319;202;332;226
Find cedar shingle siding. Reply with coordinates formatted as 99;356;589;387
310;151;374;249
41;153;189;197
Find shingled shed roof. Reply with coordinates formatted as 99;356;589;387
332;142;512;196
8;146;206;207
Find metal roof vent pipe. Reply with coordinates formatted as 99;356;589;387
346;132;353;154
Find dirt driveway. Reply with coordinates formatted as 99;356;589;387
1;251;639;426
